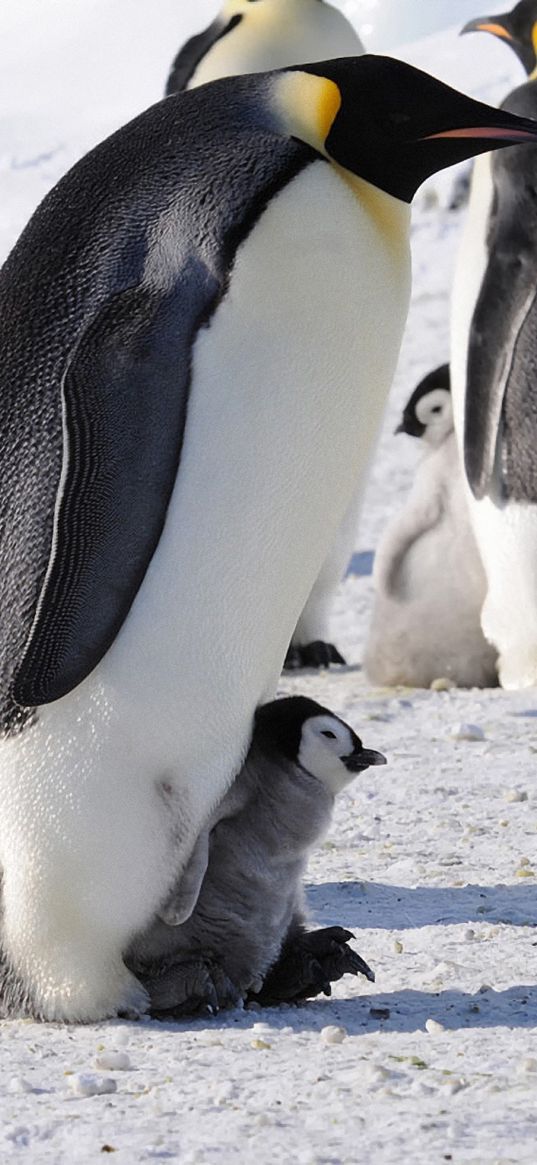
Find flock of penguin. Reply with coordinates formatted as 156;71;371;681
0;0;537;1022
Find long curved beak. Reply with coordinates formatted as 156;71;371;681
461;17;513;41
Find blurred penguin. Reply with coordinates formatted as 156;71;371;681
452;3;537;686
364;366;498;689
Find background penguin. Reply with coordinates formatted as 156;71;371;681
165;0;364;96
461;0;537;75
0;57;534;1022
128;696;384;1017
167;0;363;671
364;366;498;689
452;15;537;687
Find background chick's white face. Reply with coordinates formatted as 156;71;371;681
415;387;453;446
298;714;386;794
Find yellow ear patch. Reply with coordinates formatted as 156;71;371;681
273;71;342;155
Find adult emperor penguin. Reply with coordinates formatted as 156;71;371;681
452;16;537;687
128;696;383;1016
165;0;364;96
364;366;498;689
0;58;536;1022
461;0;537;76
167;0;364;670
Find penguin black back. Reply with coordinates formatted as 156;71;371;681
0;79;315;728
464;77;537;501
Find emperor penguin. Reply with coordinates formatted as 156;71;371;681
165;0;364;96
167;0;364;670
461;0;537;75
0;58;535;1023
128;696;384;1016
364;366;498;689
452;14;537;687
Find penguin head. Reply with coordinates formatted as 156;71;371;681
396;364;452;446
274;55;537;202
254;696;386;795
461;1;537;75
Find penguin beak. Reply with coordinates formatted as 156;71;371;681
344;748;387;773
460;18;513;41
422;124;537;143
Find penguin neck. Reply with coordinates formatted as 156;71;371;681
332;165;411;256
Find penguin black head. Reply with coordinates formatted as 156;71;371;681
461;1;537;75
396;364;452;444
275;55;537;202
254;696;386;793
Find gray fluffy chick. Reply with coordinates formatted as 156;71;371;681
126;696;385;1017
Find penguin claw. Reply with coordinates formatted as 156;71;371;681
249;925;373;1006
141;956;242;1019
283;641;346;671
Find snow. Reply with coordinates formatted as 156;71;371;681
0;3;536;1162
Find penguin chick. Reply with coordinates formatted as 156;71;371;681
364;366;498;689
127;696;385;1017
165;0;364;96
461;0;537;75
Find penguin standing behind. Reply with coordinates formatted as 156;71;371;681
364;366;498;689
166;0;364;96
452;9;537;687
128;696;384;1017
461;1;537;75
167;0;363;670
0;58;534;1022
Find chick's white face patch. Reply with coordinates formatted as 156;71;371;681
298;714;357;794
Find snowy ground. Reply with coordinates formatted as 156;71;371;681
1;4;536;1163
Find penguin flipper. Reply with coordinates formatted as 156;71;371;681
14;265;213;707
165;16;242;95
159;830;210;927
465;247;537;499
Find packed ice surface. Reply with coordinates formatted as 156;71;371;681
0;3;536;1162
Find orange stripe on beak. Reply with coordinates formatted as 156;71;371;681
424;126;537;141
472;22;513;39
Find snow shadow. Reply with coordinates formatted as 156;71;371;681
150;983;537;1036
289;984;537;1034
307;880;537;930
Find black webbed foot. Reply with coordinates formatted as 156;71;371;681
283;641;347;671
249;926;374;1007
141;957;243;1019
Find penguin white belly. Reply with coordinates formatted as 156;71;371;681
0;162;410;1021
188;10;362;89
470;499;537;688
450;153;494;447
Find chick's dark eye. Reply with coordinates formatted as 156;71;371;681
321;730;336;739
431;405;442;414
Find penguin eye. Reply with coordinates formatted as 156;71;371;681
431;405;442;414
321;730;336;739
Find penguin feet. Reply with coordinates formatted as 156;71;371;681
143;957;243;1019
283;641;346;671
249;926;374;1006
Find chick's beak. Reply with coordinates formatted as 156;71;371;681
344;748;387;773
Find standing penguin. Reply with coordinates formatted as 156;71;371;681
165;0;364;96
128;696;384;1017
0;57;535;1022
167;0;363;670
452;14;537;687
461;0;537;75
364;366;498;689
